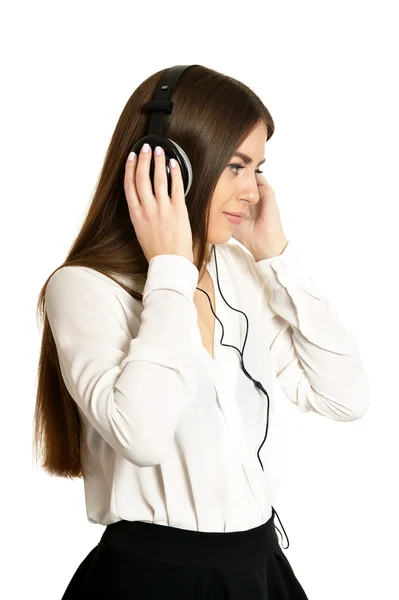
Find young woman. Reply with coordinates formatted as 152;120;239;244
33;64;370;599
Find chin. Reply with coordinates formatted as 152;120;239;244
208;230;232;247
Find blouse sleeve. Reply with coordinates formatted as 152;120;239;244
253;241;371;421
45;255;200;468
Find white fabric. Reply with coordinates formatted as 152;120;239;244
45;241;370;531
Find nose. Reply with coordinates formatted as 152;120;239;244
238;176;261;208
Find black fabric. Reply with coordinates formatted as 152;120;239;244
61;512;308;599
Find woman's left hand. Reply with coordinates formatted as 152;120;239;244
232;173;289;260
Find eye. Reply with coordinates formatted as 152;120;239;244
228;163;264;176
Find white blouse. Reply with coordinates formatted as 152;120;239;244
45;240;370;535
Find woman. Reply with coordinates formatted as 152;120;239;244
33;65;370;598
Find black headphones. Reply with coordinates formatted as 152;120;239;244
130;64;198;198
129;65;290;550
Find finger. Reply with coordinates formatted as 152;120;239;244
169;158;184;205
153;146;169;205
135;143;155;205
124;151;140;211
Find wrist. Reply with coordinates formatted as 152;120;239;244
251;237;289;261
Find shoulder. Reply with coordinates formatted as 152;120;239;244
45;265;142;317
46;264;121;288
45;265;118;300
215;241;264;284
218;241;256;267
213;242;268;303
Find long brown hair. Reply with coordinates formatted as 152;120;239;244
32;64;275;479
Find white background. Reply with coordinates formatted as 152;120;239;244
1;1;398;598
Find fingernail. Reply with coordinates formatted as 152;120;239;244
142;143;150;153
127;152;136;161
155;146;163;156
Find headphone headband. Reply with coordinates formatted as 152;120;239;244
144;64;198;137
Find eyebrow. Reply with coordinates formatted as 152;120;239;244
232;152;266;166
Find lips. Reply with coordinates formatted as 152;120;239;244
223;212;243;224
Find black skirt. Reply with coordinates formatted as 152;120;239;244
61;510;309;599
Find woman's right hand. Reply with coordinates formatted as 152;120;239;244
124;143;194;264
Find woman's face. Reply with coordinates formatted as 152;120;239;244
206;120;267;252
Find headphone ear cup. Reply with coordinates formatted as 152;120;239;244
129;135;192;197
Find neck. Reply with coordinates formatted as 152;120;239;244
196;243;213;281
